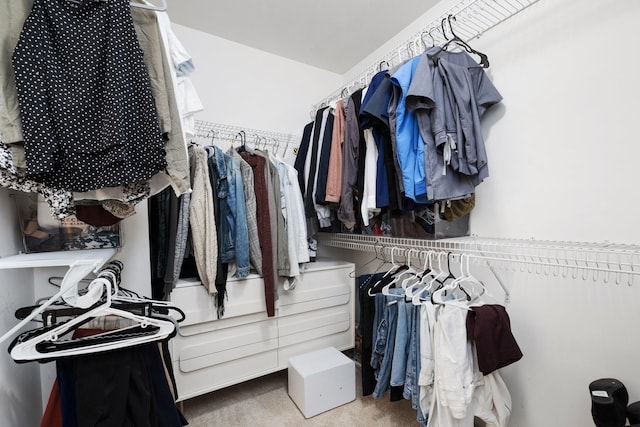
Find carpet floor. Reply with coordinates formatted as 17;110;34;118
181;364;421;427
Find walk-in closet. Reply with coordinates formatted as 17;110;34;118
1;0;639;426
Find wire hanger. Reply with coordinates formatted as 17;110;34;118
236;130;246;150
406;41;414;59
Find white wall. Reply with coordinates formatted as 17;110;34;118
0;189;41;427
170;23;343;135
329;1;640;426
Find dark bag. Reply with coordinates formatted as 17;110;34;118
589;378;628;427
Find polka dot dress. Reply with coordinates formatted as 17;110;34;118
12;0;167;192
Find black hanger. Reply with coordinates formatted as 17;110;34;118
433;15;489;68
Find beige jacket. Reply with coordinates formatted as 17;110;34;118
188;145;217;294
0;0;32;168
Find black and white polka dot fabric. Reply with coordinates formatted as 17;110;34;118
12;0;166;192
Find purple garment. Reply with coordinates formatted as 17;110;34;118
466;304;523;375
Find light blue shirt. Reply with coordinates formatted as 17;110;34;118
390;57;429;204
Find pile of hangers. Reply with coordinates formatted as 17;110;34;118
0;260;184;363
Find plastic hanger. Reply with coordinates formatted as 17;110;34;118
453;253;490;304
0;259;107;345
430;254;473;309
382;249;418;296
400;249;424;290
368;247;408;296
410;251;451;306
432;15;490;68
9;278;176;362
404;250;435;300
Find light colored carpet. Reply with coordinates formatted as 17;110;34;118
181;363;421;427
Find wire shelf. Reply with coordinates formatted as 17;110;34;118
193;120;298;148
311;0;541;114
318;233;640;286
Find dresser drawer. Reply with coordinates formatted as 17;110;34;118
277;260;354;316
173;318;278;366
277;305;351;347
174;350;279;401
171;274;266;327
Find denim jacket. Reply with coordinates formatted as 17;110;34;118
211;146;250;277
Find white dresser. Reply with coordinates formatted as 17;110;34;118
169;258;355;401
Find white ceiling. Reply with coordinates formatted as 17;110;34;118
165;0;440;74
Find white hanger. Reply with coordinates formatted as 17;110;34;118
430;254;474;309
404;250;434;299
0;260;104;345
10;278;176;362
411;251;448;305
400;249;423;290
454;253;490;303
368;247;405;296
382;248;418;296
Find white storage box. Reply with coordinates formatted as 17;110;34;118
287;347;355;418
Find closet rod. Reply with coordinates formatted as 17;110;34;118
311;0;541;115
318;233;640;286
193;120;297;147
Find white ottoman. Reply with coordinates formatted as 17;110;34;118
287;347;356;418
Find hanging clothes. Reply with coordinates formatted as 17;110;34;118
276;155;309;277
309;108;333;228
389;56;429;206
337;89;365;231
228;147;263;276
12;0;166;192
187;144;218;295
324;98;345;204
0;0;31;156
239;151;276;317
209;146;250;278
